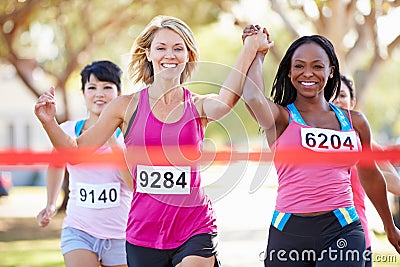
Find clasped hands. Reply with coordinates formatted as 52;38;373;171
242;24;274;54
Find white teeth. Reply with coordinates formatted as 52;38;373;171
162;63;177;68
301;82;316;86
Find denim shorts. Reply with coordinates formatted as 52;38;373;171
61;226;127;266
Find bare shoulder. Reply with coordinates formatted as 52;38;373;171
190;91;216;113
116;92;139;105
190;91;212;102
191;92;220;103
113;91;142;108
349;109;370;132
106;94;133;116
116;92;141;130
349;109;373;148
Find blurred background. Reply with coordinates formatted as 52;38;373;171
1;0;400;266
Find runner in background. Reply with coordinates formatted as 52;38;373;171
36;60;132;267
331;74;400;267
332;74;400;195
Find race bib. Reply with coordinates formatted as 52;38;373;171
136;165;191;194
301;128;358;152
76;182;120;209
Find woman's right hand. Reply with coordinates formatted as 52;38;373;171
37;205;56;228
34;87;57;125
242;24;261;43
243;25;274;54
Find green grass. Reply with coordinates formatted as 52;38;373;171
0;239;63;267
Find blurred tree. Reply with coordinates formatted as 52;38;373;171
0;0;239;122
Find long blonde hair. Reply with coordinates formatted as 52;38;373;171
128;15;199;85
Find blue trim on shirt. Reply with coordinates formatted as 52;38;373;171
286;103;352;130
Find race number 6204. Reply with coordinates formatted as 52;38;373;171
301;128;358;152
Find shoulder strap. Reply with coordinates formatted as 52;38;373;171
124;90;144;138
286;103;307;126
76;119;122;138
124;108;137;138
329;103;352;131
116;128;122;138
75;119;86;137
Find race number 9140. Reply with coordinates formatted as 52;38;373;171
76;182;120;209
301;128;358;152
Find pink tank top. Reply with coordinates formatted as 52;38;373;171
124;88;217;249
273;103;360;213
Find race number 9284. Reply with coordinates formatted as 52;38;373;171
136;165;191;194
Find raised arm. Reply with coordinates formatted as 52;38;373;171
242;52;281;131
241;26;287;144
34;87;77;148
353;110;400;253
35;87;127;150
202;30;273;122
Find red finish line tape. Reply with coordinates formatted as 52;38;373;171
1;146;400;167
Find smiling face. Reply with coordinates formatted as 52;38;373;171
288;42;334;100
83;74;119;116
146;28;189;83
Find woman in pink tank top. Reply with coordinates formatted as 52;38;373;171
242;25;400;266
34;16;273;267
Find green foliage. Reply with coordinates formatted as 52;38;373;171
363;54;400;144
0;0;240;122
0;0;239;71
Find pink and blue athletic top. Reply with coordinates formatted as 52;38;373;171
61;119;132;239
272;103;361;214
124;87;217;249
